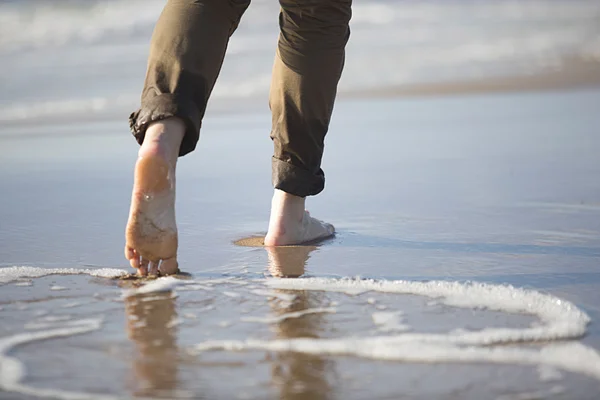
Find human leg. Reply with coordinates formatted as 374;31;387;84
125;0;250;274
264;0;352;246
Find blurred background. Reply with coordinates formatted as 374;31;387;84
1;0;600;126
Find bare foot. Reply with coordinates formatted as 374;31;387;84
125;118;184;276
264;189;335;246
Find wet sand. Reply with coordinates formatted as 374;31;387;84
1;87;600;399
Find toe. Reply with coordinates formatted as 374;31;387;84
130;256;140;270
148;260;160;276
325;222;335;235
132;250;148;276
138;265;148;276
125;246;135;260
160;258;179;275
139;258;149;275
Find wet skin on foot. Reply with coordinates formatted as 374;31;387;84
124;120;334;275
125;119;184;277
264;189;335;246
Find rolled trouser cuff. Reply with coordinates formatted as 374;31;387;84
129;93;200;157
272;156;325;197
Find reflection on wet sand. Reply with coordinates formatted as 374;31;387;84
121;244;335;399
265;245;336;400
125;293;179;398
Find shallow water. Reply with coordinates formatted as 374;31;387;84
1;90;600;398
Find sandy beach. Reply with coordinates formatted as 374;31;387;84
2;83;600;399
2;0;600;398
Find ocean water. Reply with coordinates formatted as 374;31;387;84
1;0;600;123
1;90;600;398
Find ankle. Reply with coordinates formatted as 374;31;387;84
140;118;185;164
270;189;305;222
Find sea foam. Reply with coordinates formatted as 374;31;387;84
0;318;118;400
2;268;600;395
0;266;127;284
192;277;600;381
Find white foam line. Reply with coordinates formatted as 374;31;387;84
177;284;215;292
192;277;600;381
195;278;248;286
240;307;337;324
265;278;589;344
123;276;184;297
0;318;118;399
138;294;171;302
261;283;369;296
61;302;84;309
538;365;563;382
372;311;411;333
250;289;297;303
194;339;600;379
40;316;72;323
0;267;127;284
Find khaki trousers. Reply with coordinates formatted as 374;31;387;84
129;0;352;197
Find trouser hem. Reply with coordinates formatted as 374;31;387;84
272;156;325;197
129;93;200;157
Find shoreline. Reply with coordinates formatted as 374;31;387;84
343;58;600;99
2;59;600;131
2;83;600;399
